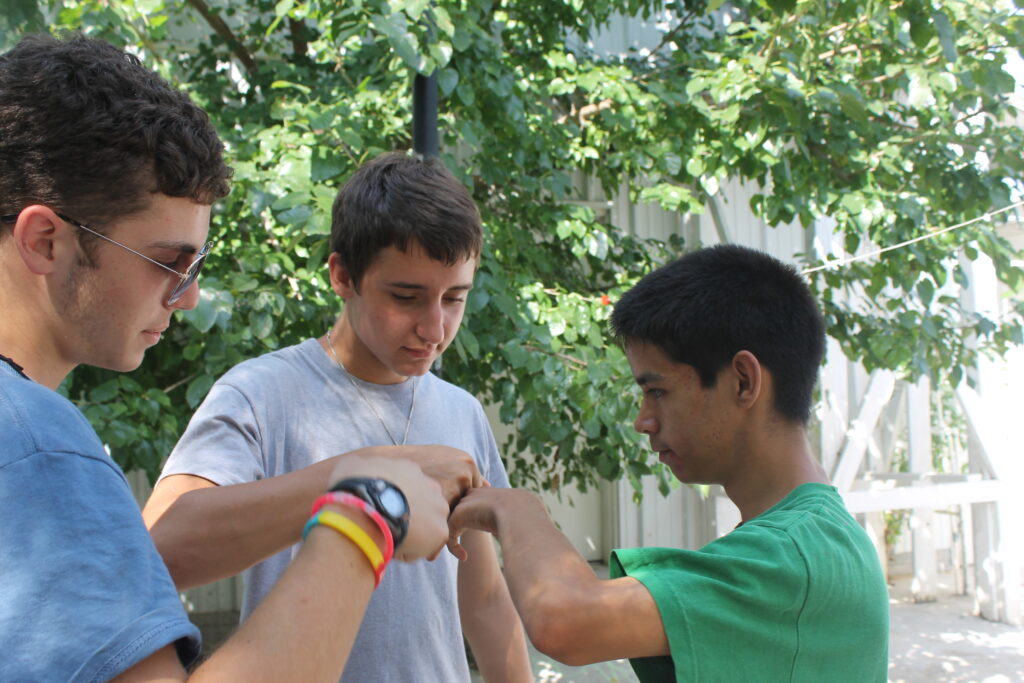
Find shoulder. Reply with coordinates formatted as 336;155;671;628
0;373;111;473
747;483;857;536
214;339;324;395
420;371;484;409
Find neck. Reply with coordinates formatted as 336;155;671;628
324;316;407;385
0;300;73;390
0;245;77;389
722;423;829;522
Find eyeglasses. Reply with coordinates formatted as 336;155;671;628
1;211;212;306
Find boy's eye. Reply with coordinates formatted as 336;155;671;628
392;294;416;301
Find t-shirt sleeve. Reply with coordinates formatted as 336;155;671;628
470;400;510;490
160;382;266;486
610;526;809;682
0;450;200;681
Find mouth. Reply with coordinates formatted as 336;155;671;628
143;326;168;342
404;347;436;360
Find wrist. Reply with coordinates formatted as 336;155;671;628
319;501;388;553
303;496;394;587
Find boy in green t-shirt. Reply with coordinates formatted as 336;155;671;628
448;245;889;682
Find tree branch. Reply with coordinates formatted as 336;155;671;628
185;0;257;73
555;98;614;126
523;344;589;370
288;18;308;60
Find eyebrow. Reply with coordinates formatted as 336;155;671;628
386;281;474;291
634;372;664;386
145;240;200;255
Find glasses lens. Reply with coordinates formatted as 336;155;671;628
166;244;211;305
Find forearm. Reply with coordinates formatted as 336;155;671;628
190;518;375;682
145;459;338;589
458;532;532;683
485;493;605;661
501;504;596;606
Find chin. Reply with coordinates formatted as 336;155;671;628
403;358;438;376
101;352;146;373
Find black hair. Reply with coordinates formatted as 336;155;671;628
611;244;826;423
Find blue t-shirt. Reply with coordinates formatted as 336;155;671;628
0;360;200;682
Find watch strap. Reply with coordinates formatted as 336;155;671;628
330;477;410;547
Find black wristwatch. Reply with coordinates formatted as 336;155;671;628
330;477;410;548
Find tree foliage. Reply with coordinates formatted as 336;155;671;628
3;0;1022;496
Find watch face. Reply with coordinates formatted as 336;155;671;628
377;486;408;518
331;477;410;547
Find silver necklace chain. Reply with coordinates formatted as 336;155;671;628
325;329;417;446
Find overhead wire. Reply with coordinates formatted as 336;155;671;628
801;199;1024;275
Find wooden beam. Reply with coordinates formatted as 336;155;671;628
956;384;1002;479
831;370;897;491
842;479;1005;513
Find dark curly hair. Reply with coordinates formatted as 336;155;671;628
0;33;231;234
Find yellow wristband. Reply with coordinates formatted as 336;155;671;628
303;509;385;574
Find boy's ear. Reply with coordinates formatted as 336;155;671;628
9;206;68;276
327;252;356;299
731;350;763;408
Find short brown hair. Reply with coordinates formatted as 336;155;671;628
329;151;482;289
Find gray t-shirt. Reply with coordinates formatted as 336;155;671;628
161;338;510;682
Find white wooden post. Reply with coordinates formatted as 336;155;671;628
907;377;937;602
959;253;1022;625
818;338;850;475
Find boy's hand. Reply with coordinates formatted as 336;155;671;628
328;455;449;561
447;487;522;561
358;444;486;505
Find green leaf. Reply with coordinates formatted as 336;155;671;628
916;278;935;307
430;6;455;37
438;67;459;96
931;9;958;64
270;80;311;95
833;84;868;125
766;0;796;14
371;13;427;73
182;290;219;333
186;374;216;409
458;327;480;357
909;12;934;49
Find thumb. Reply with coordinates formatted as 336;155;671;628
446;532;469;562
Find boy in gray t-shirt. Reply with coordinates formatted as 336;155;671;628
144;152;531;682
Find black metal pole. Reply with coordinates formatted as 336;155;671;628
412;71;438;158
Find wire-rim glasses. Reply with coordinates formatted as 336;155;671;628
1;211;212;306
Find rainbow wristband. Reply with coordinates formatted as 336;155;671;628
303;509;387;586
311;492;395;566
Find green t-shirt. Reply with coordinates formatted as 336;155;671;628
610;483;888;682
